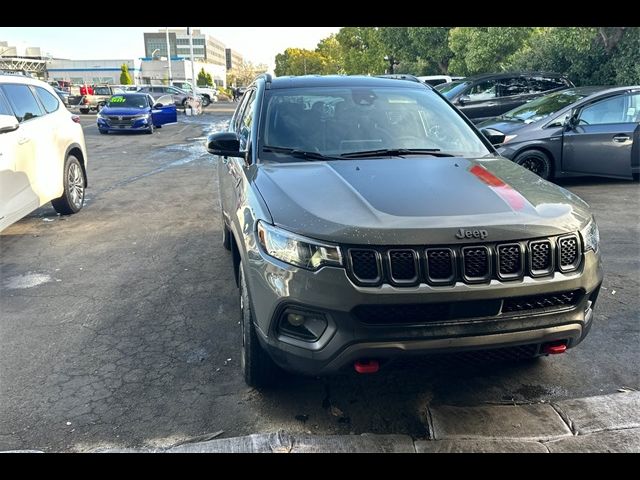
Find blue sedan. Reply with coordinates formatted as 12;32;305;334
97;93;177;134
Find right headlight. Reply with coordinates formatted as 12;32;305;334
257;221;343;270
581;217;600;253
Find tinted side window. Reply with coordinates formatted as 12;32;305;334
238;90;257;148
232;91;252;132
527;76;568;94
628;93;640;123
0;90;12;115
498;77;529;97
35;87;60;113
467;80;497;101
2;84;44;122
578;95;627;125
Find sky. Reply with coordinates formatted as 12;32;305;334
0;27;341;71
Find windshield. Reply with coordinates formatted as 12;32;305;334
435;80;470;98
502;89;589;123
259;86;490;162
107;94;148;109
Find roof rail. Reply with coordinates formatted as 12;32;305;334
375;74;424;84
255;72;272;88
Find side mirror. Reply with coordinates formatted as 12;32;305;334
153;103;163;108
564;112;578;130
0;114;19;134
481;128;506;146
207;131;242;157
458;95;471;105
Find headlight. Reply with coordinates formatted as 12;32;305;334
503;134;518;144
581;218;600;253
257;221;342;270
132;114;150;120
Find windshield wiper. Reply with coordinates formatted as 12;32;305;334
262;145;340;161
339;148;454;158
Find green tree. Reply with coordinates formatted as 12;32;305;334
407;27;454;74
448;27;534;76
197;67;213;86
274;48;327;76
119;63;132;84
316;35;344;74
334;27;386;75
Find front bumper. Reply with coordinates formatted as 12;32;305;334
97;117;152;131
245;249;603;375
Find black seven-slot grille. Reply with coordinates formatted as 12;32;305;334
346;234;581;287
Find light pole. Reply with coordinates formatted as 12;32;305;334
384;55;399;75
165;27;172;86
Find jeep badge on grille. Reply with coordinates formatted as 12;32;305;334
456;228;488;240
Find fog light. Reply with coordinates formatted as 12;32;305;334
279;308;328;342
287;313;305;326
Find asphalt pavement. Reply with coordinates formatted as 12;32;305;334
0;104;638;452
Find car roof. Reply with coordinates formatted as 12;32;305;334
461;71;569;82
268;75;428;90
0;73;52;88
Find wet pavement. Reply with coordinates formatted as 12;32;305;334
1;104;638;451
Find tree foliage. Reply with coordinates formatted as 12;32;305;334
273;27;640;86
197;68;213;86
119;64;132;85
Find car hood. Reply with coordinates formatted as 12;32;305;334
100;107;149;115
254;156;592;245
476;118;530;135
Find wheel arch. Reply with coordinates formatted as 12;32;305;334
65;143;88;187
513;145;557;177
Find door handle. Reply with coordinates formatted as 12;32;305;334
18;137;30;145
612;134;631;143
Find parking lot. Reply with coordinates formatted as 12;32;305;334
1;104;638;452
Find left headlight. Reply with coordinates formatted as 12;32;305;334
132;114;151;120
581;217;600;253
257;221;343;270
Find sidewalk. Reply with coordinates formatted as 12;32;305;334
98;391;639;453
4;392;638;453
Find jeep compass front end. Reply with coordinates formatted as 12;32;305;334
209;75;603;387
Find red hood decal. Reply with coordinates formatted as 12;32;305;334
469;164;526;211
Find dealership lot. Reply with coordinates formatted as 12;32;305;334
0;105;638;452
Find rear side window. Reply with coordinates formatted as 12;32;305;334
0;90;11;116
2;84;44;122
498;77;529;97
467;80;497;101
35;87;60;113
527;76;569;94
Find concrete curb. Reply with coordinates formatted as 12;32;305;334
3;392;638;453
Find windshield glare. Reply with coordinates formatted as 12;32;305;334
259;86;490;161
503;89;588;123
435;80;470;98
107;95;148;109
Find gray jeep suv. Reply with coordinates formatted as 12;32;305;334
208;74;603;387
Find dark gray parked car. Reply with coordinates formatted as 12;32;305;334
478;86;640;180
137;85;198;107
437;72;574;123
208;74;603;387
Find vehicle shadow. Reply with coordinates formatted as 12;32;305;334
555;176;638;187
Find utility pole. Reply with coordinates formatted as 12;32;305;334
165;27;173;86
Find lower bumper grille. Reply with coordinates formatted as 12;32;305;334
354;289;583;325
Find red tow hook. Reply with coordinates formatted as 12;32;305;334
354;359;379;374
543;342;568;355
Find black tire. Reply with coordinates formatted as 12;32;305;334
633;173;639;182
96;102;105;112
79;108;89;114
99;129;108;135
222;217;231;251
52;155;85;215
145;123;155;135
239;261;280;388
514;149;553;180
201;96;211;107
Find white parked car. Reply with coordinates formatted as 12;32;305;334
417;75;465;87
172;81;218;107
0;74;88;232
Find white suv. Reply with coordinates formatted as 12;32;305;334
0;74;88;232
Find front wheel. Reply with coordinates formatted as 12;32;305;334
514;150;553;180
239;261;281;388
145;123;155;134
201;96;211;107
79;108;89;114
52;155;85;215
99;129;108;135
